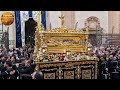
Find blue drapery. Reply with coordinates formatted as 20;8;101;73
41;11;46;29
15;11;22;48
28;11;32;17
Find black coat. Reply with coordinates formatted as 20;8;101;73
0;67;13;79
98;60;109;79
18;65;34;75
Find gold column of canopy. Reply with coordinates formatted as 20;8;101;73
35;11;41;52
34;11;43;65
37;11;41;30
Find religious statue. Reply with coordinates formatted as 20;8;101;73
58;14;68;32
59;14;65;27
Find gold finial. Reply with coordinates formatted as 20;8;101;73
59;14;65;27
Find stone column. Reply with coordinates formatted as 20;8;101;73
119;11;120;34
108;11;120;34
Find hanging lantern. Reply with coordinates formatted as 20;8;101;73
1;12;14;26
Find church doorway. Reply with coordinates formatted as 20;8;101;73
25;18;37;46
84;16;103;47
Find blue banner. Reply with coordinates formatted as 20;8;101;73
41;11;46;29
15;11;22;48
28;11;32;17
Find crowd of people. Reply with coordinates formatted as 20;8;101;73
94;46;120;79
0;45;43;79
0;44;120;79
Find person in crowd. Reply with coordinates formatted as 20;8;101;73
0;44;120;79
16;60;34;75
31;71;43;79
11;56;17;64
98;56;109;79
0;61;13;79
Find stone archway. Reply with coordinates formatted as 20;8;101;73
84;16;103;47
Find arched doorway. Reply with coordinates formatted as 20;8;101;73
25;18;37;46
84;16;103;47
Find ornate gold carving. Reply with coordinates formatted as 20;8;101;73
44;73;56;79
82;70;91;79
64;71;74;79
65;62;73;67
37;60;97;79
35;64;39;71
76;66;80;79
35;28;41;52
34;15;89;56
58;67;62;79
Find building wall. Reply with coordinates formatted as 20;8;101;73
49;11;75;29
48;11;109;33
0;11;120;48
49;11;61;29
61;11;75;29
108;11;120;34
75;11;108;33
0;11;16;48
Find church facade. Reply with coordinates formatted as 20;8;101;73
0;11;119;48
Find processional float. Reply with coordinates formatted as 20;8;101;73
34;11;98;79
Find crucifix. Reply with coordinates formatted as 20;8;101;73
59;14;65;27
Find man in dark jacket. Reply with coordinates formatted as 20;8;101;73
16;60;34;75
98;57;109;79
109;56;119;79
0;61;13;79
20;71;43;79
